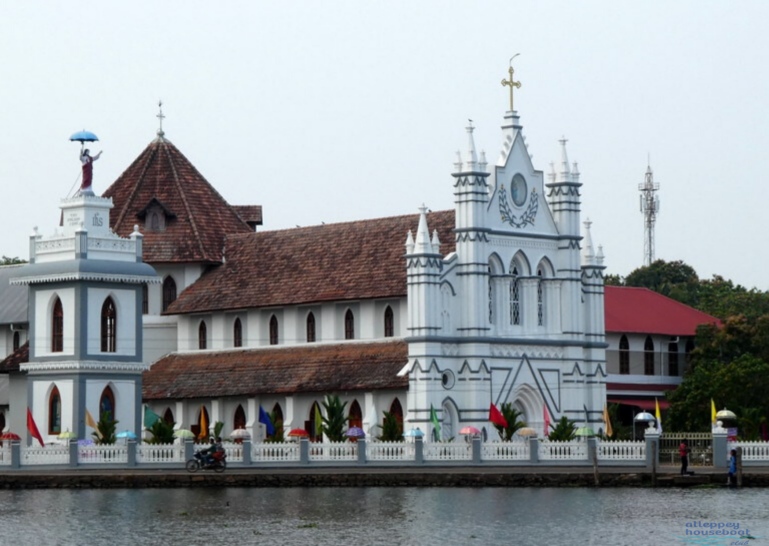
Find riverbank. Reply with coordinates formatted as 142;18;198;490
0;465;766;489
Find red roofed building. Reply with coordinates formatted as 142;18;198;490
604;286;719;415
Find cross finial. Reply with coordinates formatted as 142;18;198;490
501;54;522;112
157;100;166;137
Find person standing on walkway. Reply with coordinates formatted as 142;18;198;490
679;439;691;476
728;449;737;486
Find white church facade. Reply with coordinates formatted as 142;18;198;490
0;92;622;444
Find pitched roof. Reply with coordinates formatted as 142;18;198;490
604;286;720;336
102;136;257;264
0;265;27;325
142;340;408;400
165;210;456;314
0;341;27;373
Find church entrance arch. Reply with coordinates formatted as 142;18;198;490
441;399;459;441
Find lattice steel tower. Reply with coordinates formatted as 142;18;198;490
638;164;660;266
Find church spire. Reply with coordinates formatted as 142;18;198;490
463;121;479;172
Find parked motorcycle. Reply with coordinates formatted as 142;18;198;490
186;450;226;473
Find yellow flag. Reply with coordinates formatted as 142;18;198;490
711;399;717;426
199;406;208;440
603;404;613;438
315;405;323;438
85;408;103;439
655;398;663;434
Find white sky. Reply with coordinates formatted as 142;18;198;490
1;2;767;289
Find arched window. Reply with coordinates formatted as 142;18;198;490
162;277;177;312
142;284;149;315
348;400;363;429
12;331;19;351
306;313;316;343
52;297;63;353
271;403;284;440
150;212;160;231
510;266;521;325
234;404;246;430
163;408;175;425
48;386;61;435
344;310;354;340
100;386;116;421
269;315;279;345
233;318;243;348
644;336;655;375
198;321;207;350
384;306;394;337
389;398;404;436
668;340;679;376
101;297;117;353
0;412;5;434
619;335;630;374
537;268;545;327
307;402;322;442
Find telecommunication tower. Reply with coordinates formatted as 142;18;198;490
638;164;660;266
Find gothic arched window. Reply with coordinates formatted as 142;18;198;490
234;404;246;430
101;297;117;353
389;398;404;436
271;403;284;440
233;318;243;348
537;268;545;326
644;336;655;375
269;315;279;345
349;399;363;429
307;402;322;442
668;340;679;376
162;277;177;312
306;312;316;343
198;321;207;350
619;335;630;374
163;407;175;425
52;297;63;353
100;386;115;422
384;306;394;337
48;386;61;435
510;266;521;325
344;310;355;340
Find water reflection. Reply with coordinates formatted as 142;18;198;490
0;487;764;546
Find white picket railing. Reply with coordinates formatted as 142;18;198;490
481;441;530;461
596;440;646;461
223;443;243;463
251;442;300;463
423;442;472;461
78;444;128;464
137;443;184;464
0;444;11;466
22;445;69;465
728;442;769;461
538;441;588;461
367;441;414;462
309;442;357;461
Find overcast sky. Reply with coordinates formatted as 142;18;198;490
1;2;767;289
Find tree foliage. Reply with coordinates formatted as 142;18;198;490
146;419;176;444
320;394;348;442
1;256;26;265
377;411;403;442
492;403;527;441
94;412;118;445
547;416;577;441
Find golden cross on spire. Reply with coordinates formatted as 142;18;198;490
501;54;522;112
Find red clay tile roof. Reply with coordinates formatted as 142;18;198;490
0;341;28;373
165;210;456;314
231;205;263;229
102;137;255;264
142;340;408;400
605;286;720;336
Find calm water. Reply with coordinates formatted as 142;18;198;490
0;487;765;546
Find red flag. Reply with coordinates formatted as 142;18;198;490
27;408;45;447
543;404;551;437
489;403;508;428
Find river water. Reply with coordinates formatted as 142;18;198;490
0;486;764;546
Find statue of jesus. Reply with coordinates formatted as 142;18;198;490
80;149;103;194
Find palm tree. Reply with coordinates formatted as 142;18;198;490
321;394;349;442
493;403;527;441
94;411;118;445
547;416;577;441
377;411;402;442
146;419;175;444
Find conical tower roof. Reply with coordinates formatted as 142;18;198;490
102;136;259;264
